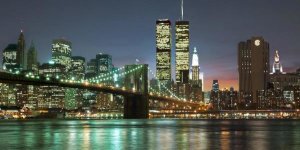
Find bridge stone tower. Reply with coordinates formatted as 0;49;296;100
123;64;149;119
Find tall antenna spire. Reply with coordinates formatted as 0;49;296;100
181;0;184;20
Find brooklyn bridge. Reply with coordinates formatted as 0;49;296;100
0;64;201;119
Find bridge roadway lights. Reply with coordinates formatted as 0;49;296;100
123;94;149;119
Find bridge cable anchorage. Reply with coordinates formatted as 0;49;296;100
147;67;180;100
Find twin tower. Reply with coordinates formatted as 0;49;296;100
156;19;190;87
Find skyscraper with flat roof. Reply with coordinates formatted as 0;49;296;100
212;80;219;92
70;56;85;80
156;19;172;87
96;53;112;76
175;20;190;83
51;39;72;70
238;37;270;107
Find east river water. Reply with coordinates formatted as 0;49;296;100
0;119;300;149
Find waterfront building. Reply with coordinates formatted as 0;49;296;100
238;37;270;108
210;86;238;110
220;88;239;110
156;19;172;88
25;85;38;109
95;93;121;111
65;88;77;110
67;56;86;110
82;91;97;109
0;83;16;106
51;39;72;70
0;83;8;105
38;63;67;109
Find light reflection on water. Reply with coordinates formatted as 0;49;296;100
0;119;300;149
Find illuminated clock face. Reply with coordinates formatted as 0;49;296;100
254;40;260;46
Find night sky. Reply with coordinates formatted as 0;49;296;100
0;0;299;91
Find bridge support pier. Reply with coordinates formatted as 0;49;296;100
124;94;149;119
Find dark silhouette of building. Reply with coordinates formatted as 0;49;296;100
85;59;97;79
210;80;220;109
212;80;219;92
17;30;25;70
27;41;38;73
238;37;269;108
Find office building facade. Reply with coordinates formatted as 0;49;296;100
238;37;269;107
156;19;172;86
51;39;72;70
175;21;190;83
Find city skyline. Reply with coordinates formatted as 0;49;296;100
0;0;300;90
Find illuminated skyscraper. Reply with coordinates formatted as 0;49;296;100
17;30;25;70
173;0;191;100
68;56;86;109
238;37;270;106
2;44;19;73
96;53;112;76
190;47;203;102
175;20;190;83
175;0;190;83
191;47;199;81
70;56;85;80
51;39;72;70
27;41;38;72
156;19;172;86
38;63;66;109
272;50;283;74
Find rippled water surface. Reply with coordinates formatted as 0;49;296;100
0;119;300;149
